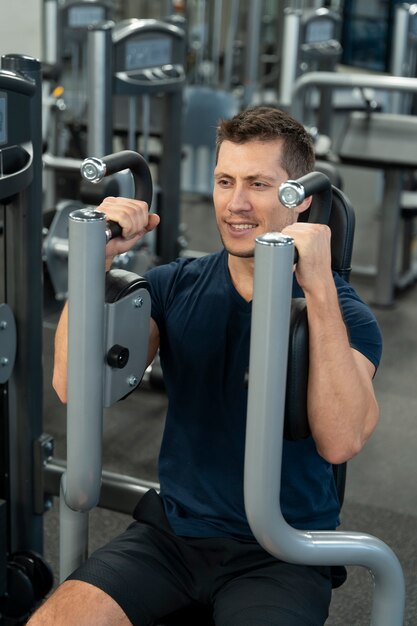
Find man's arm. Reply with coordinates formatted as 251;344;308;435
283;222;380;465
52;197;160;403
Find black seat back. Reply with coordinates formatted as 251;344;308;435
286;183;355;508
299;185;355;282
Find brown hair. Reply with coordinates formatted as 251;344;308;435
216;105;315;179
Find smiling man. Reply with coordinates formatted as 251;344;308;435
29;106;382;626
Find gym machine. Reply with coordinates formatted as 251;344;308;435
43;0;114;118
59;150;154;580
291;71;417;307
0;55;53;622
54;163;405;623
389;3;417;291
43;17;186;303
278;7;342;140
87;17;186;264
245;172;405;626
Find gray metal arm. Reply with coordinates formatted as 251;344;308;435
59;209;107;581
244;233;405;626
290;71;417;122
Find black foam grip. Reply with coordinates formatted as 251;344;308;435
296;171;332;225
101;150;153;207
284;298;310;441
106;220;123;240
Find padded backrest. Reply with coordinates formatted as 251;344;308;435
298;185;356;282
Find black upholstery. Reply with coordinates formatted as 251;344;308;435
285;182;355;509
156;181;355;626
299;184;356;282
285;184;356;439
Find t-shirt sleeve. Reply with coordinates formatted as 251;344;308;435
144;258;195;335
336;277;383;370
143;263;173;333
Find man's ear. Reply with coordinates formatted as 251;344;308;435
295;195;313;218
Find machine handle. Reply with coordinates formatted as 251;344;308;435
80;150;153;207
105;220;123;242
279;171;332;225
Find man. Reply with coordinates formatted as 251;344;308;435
29;106;382;625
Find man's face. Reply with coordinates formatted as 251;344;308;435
213;139;297;258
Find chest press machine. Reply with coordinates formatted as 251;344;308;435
57;147;406;625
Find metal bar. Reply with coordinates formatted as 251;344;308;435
223;0;240;90
87;21;114;156
59;477;88;582
59;208;107;578
43;153;84;173
244;233;406;626
291;71;417;121
242;0;263;106
141;94;150;160
390;4;410;113
65;209;107;511
278;9;301;107
45;459;159;516
373;169;403;307
211;0;222;86
43;0;59;65
128;96;137;152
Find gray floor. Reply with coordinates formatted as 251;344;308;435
42;164;417;625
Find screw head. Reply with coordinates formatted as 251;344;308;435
128;375;138;388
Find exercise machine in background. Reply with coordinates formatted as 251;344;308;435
0;54;53;623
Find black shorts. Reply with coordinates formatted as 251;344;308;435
68;489;333;626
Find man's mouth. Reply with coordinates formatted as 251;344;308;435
227;223;257;231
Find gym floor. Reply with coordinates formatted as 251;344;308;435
42;163;417;625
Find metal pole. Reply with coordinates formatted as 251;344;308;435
278;9;301;107
59;208;107;578
390;4;412;113
43;0;59;65
291;71;417;122
195;0;207;83
211;0;223;86
242;0;263;107
87;21;114;156
65;209;106;510
373;169;403;307
223;0;240;91
245;233;406;626
59;478;88;582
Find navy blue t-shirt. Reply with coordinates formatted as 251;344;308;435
144;249;382;540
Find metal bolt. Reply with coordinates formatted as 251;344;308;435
133;297;143;308
127;375;138;387
0;321;7;330
1;357;9;367
83;164;97;180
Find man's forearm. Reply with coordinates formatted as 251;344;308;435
52;302;69;403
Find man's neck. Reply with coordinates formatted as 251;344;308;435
227;254;254;302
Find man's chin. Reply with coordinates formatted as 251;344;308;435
225;246;255;259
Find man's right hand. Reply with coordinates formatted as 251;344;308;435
98;196;160;270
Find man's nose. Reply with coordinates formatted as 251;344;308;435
227;186;251;212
